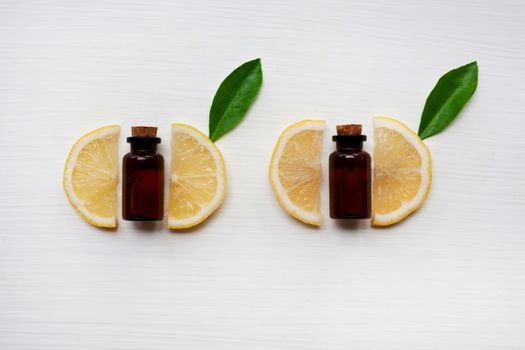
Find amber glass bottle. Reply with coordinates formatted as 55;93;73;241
122;126;164;221
329;124;371;219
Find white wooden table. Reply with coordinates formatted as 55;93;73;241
1;0;525;349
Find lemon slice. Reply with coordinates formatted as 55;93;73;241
168;124;226;229
63;125;120;228
372;116;432;226
269;120;325;226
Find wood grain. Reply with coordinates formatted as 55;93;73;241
1;0;525;349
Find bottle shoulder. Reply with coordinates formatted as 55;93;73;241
123;152;164;162
330;150;371;160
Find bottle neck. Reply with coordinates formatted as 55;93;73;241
333;135;366;151
336;141;363;151
127;137;161;154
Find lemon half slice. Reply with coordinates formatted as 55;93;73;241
168;124;226;229
63;125;120;228
269;120;325;226
372;116;432;226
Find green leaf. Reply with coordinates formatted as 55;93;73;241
209;58;263;142
418;61;478;139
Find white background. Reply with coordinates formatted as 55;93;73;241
1;0;525;349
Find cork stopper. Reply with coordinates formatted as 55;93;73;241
131;126;157;138
336;124;362;136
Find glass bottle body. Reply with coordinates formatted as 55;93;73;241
329;142;371;219
122;139;164;221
